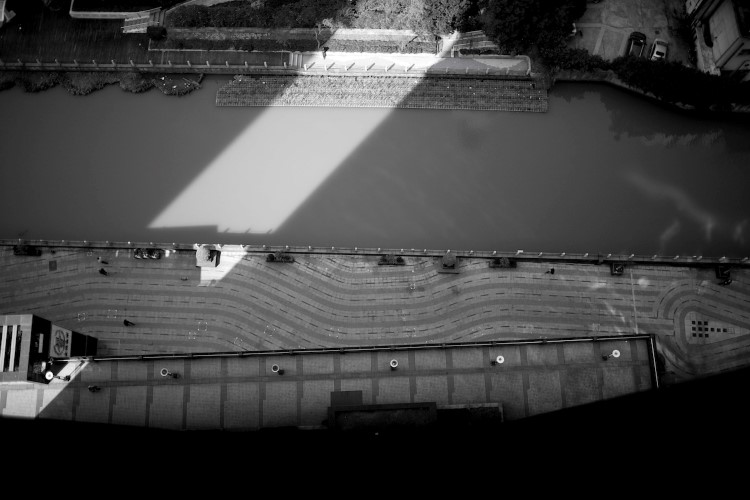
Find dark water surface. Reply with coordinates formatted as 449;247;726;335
1;78;749;257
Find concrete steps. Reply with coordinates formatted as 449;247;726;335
122;9;165;34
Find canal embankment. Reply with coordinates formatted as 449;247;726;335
554;68;750;114
216;73;547;112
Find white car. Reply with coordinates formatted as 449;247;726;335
649;39;668;61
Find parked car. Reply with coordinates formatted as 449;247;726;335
134;248;162;259
648;39;668;61
626;32;647;57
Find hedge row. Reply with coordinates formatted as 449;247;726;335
458;49;502;55
154;37;435;53
544;48;750;110
0;72;176;95
73;0;183;11
154;38;319;52
609;56;750;109
544;47;610;72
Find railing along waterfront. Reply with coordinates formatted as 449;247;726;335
3;239;747;268
0;58;532;78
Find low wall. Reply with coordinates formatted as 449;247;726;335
3;239;747;268
0;57;535;79
69;0;160;19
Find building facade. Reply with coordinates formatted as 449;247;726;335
688;0;750;81
0;315;97;384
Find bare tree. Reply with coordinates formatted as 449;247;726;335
314;18;334;50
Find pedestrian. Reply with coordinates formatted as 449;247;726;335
98;268;108;276
578;29;583;38
88;385;101;392
544;268;555;274
97;256;109;265
123;319;135;327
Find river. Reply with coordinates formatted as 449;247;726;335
1;77;749;257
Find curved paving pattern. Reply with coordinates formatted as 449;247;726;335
1;245;748;384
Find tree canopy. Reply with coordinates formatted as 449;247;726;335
477;0;586;56
169;0;471;34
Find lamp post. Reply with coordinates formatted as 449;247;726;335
390;359;399;371
491;355;505;366
602;350;620;361
160;368;179;378
271;364;284;375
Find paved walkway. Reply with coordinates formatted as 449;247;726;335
1;244;748;385
292;51;529;76
569;0;692;64
0;337;653;430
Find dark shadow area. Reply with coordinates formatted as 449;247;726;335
1;0;151;61
6;366;750;467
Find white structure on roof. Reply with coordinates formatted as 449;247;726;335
1;0;16;28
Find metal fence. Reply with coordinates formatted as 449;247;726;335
0;57;533;79
4;239;747;267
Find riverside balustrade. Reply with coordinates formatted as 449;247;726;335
3;239;747;268
0;57;532;78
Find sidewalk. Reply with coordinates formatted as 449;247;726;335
569;0;692;64
293;51;529;76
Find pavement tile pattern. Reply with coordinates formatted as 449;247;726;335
1;245;748;382
0;337;654;431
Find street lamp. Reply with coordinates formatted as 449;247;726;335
44;371;70;382
271;364;284;375
160;368;179;378
491;355;505;366
390;359;399;371
602;350;620;361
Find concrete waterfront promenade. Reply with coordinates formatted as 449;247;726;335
1;240;749;430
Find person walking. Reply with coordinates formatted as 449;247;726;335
88;385;101;392
98;268;108;276
123;319;135;327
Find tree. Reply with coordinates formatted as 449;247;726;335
478;0;586;55
423;0;470;35
314;18;335;49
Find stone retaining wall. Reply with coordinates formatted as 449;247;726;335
216;74;548;112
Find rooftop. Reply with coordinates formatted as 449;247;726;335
3;336;654;431
1;239;749;431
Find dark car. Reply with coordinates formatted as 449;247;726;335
626;32;647;57
134;248;162;259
